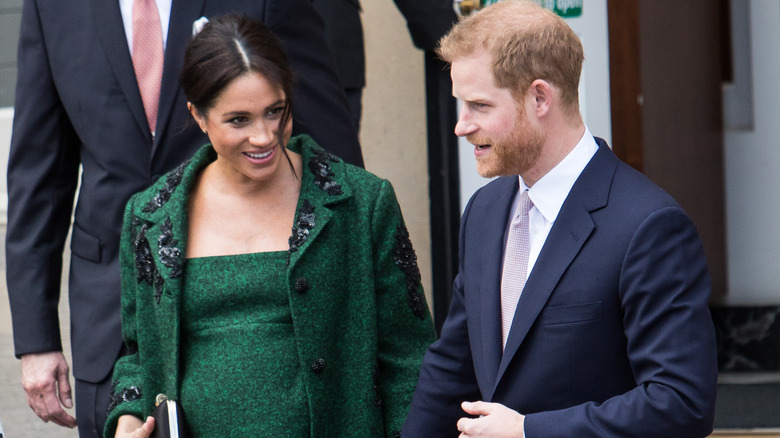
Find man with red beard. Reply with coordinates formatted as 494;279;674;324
402;1;718;437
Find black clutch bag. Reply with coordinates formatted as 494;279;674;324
150;394;187;438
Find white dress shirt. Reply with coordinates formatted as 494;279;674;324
505;127;599;282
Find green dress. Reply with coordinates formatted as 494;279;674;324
179;251;310;436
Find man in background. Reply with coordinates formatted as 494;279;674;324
311;0;457;130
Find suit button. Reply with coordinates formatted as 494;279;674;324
311;358;326;374
294;278;310;294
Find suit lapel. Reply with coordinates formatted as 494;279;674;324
493;139;616;391
133;151;201;309
142;210;187;394
287;140;353;268
494;196;594;388
153;0;206;154
89;0;150;140
130;147;215;396
475;177;517;400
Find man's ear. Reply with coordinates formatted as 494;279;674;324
530;79;553;117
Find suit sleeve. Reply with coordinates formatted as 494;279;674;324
103;195;147;437
6;0;81;357
392;0;457;50
264;0;364;168
525;207;718;438
401;195;482;438
370;179;437;437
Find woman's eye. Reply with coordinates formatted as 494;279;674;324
228;116;248;125
267;106;285;118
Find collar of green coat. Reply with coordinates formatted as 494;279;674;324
129;134;354;288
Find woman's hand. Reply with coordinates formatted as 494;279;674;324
115;414;155;438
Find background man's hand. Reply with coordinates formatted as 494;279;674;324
457;401;525;438
20;351;77;428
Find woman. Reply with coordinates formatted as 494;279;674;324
104;14;435;438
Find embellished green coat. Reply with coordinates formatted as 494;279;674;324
104;135;435;437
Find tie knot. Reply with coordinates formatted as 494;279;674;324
513;190;533;221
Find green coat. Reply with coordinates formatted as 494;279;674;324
104;135;435;437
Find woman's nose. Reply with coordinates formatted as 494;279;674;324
249;122;274;145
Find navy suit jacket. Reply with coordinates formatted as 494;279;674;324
6;0;362;383
402;138;718;437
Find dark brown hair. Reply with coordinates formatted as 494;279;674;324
180;14;295;156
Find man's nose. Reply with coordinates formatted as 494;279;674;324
454;111;477;137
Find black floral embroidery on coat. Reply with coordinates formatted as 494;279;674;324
132;217;164;303
142;159;189;213
308;149;343;195
107;380;141;414
372;363;382;406
158;217;183;278
289;200;316;256
394;225;426;319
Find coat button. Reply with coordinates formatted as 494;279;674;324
294;278;310;294
311;358;326;374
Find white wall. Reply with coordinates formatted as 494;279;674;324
458;0;613;210
723;1;780;305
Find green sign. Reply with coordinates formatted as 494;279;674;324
473;0;583;18
533;0;583;18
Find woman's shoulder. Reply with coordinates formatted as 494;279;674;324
291;134;388;192
129;144;216;215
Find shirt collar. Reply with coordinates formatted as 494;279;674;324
520;126;599;224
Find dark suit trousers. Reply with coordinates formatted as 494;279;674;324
76;376;111;438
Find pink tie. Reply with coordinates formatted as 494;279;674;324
500;190;533;350
132;0;164;134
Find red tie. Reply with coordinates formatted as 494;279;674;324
500;190;533;350
132;0;163;135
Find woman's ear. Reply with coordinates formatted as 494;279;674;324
187;102;207;134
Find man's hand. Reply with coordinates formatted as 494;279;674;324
20;351;77;428
457;401;525;438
